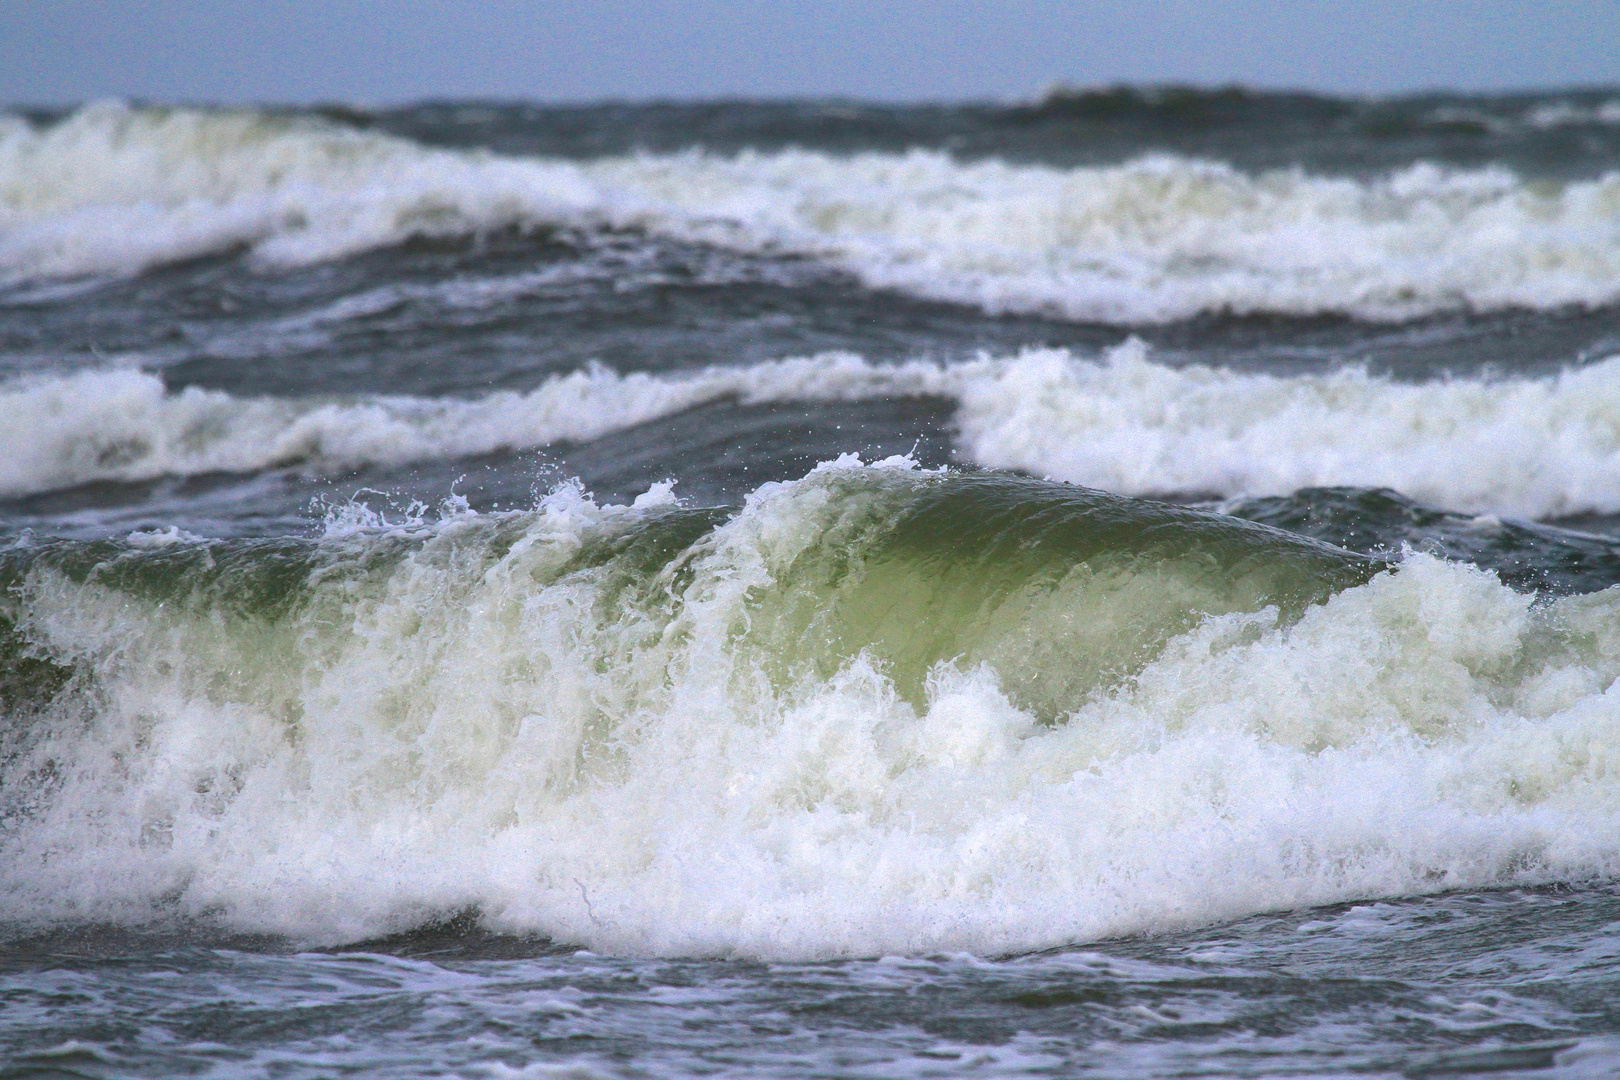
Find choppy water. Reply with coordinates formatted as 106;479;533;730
5;88;1620;1077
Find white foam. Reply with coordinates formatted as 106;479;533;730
1524;99;1620;129
4;463;1620;957
954;340;1620;518
8;342;1620;518
0;356;962;498
6;102;1620;321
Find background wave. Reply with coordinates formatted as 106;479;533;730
7;341;1620;518
6;102;1620;321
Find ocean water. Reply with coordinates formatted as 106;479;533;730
5;87;1620;1077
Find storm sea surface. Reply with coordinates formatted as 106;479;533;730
6;87;1620;1078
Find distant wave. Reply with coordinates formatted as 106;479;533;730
6;340;1620;518
0;354;965;496
1434;98;1620;133
5;102;1620;321
1024;84;1620;133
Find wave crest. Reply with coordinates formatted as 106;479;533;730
7;342;1620;518
6;102;1620;321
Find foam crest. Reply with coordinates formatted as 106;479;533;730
956;341;1620;518
8;343;1620;518
1521;99;1620;129
0;356;963;498
6;102;1620;320
0;101;600;281
2;465;1619;957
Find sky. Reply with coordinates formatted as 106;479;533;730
2;0;1617;107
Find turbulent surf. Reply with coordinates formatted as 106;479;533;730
6;462;1620;959
5;101;1620;319
6;87;1620;1078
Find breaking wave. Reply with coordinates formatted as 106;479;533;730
5;102;1620;321
3;463;1619;957
6;340;1620;518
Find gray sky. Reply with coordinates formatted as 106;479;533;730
3;0;1617;107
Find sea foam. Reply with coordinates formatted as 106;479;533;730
3;462;1619;956
6;341;1620;518
952;341;1620;518
5;102;1620;321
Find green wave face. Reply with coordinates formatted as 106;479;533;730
0;471;1376;733
720;472;1379;720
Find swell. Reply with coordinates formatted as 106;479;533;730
3;463;1620;957
6;102;1620;321
8;341;1620;518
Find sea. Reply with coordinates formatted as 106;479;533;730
4;87;1620;1078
